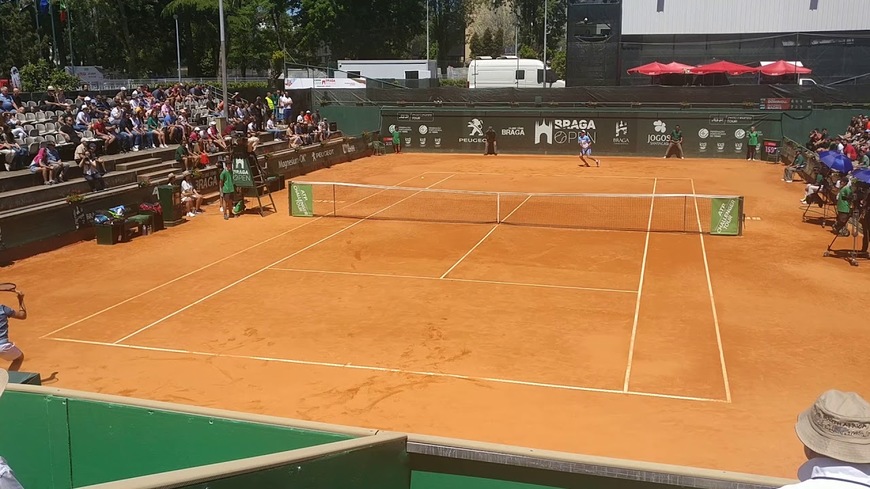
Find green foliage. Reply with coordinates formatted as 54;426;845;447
298;0;425;60
226;81;268;90
439;78;467;87
270;51;285;80
518;44;537;60
550;49;566;80
469;27;504;58
20;60;82;92
483;0;567;56
429;0;472;69
0;3;47;76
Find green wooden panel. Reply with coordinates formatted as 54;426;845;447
413;471;557;489
0;391;72;489
171;437;409;489
67;399;353;487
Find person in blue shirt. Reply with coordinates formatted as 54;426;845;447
0;290;26;371
577;130;600;167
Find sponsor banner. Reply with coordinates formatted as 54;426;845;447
290;183;314;217
711;197;742;236
380;111;777;158
264;137;372;177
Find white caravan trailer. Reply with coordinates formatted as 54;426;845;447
467;56;565;88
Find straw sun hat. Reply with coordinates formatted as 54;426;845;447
796;390;870;463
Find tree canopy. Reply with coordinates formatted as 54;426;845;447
0;0;566;87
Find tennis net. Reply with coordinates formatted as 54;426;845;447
288;181;744;235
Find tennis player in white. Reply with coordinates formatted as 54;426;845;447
578;130;600;167
0;290;26;371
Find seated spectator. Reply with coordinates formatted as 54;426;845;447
44;141;67;182
0;127;25;171
131;109;152;150
11;88;24;114
0;87;17;113
266;116;282;140
206;121;226;151
75;141;106;174
74;106;92;132
146;108;167;148
860;148;870;169
80;146;107;192
802;166;832;206
29;143;62;185
783;151;806;183
175;142;196;172
59;115;82;146
41;86;70;112
4;113;25;140
180;171;203;217
779;390;870;489
91;115;117;153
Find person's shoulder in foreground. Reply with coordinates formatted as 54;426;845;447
780;390;870;489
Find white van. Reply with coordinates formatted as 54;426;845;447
467;56;565;88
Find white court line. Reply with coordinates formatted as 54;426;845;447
439;194;533;279
40;171;432;340
112;174;457;345
691;180;732;403
622;178;657;392
265;267;637;294
46;337;726;404
422;171;693;180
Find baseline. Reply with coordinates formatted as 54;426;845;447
46;337;726;404
112;174;457;345
40;171;433;340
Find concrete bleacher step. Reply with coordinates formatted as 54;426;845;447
100;147;175;172
0;170;139;211
0;164;85;193
114;157;162;172
136;161;182;183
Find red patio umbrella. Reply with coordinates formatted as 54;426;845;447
627;61;671;76
662;62;694;74
627;61;694;75
758;60;812;76
689;60;757;75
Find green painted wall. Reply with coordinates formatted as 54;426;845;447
172;437;410;489
67;399;352;487
0;391;354;489
0;391;72;489
318;106;382;136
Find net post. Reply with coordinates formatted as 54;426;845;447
738;196;745;236
332;184;336;217
497;193;501;223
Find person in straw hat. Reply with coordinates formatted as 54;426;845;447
781;390;870;489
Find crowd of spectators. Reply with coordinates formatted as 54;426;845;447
786;115;870;253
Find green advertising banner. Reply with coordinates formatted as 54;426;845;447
290;183;314;217
232;157;255;188
710;197;742;236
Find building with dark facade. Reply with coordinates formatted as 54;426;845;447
567;0;870;86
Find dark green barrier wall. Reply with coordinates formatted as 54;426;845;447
381;108;783;158
68;399;352;487
0;391;354;489
319;106;382;136
172;437;410;489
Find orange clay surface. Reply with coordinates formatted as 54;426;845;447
4;153;870;479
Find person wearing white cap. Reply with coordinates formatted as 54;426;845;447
780;390;870;489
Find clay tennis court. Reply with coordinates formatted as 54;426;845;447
4;153;869;479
